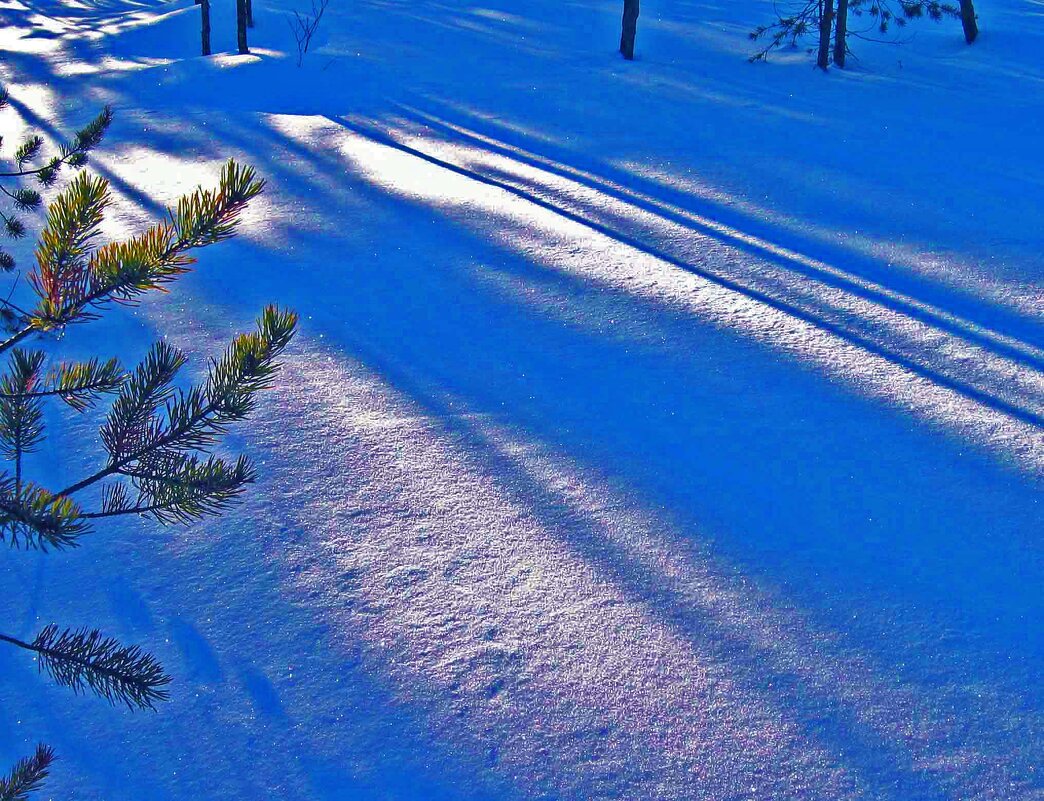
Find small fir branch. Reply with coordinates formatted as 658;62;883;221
0;625;170;710
750;0;958;62
0;744;54;801
748;2;820;61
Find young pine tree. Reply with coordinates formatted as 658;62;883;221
750;0;965;67
0;107;296;798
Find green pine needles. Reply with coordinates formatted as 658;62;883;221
0;90;112;273
0;159;296;549
0;625;171;710
0;106;297;796
0;745;53;801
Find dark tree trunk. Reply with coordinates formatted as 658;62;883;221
959;0;978;43
833;0;848;67
246;0;254;28
817;0;834;70
200;0;211;55
620;0;639;60
237;0;250;53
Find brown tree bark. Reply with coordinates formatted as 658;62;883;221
237;0;250;53
620;0;639;60
959;0;978;43
833;0;848;67
817;0;835;70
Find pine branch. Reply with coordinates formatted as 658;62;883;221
63;306;296;498
0;327;34;355
0;106;112;277
0;350;46;493
85;453;253;522
0;107;113;182
0;164;289;547
0;744;53;801
0;477;86;550
26;171;110;330
13;136;43;170
169;159;265;249
101;340;184;462
0;309;293;545
24;160;265;337
112;453;254;523
0;356;124;412
0;625;170;710
44;356;124;410
0;209;26;239
0;185;42;213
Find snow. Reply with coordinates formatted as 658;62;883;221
0;0;1041;798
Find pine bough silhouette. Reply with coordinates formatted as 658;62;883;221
0;93;297;797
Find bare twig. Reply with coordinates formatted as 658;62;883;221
288;0;331;66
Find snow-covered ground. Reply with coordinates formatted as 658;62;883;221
0;0;1042;798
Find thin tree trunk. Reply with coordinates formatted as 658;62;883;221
246;0;254;28
620;0;639;60
817;0;834;70
237;0;250;53
833;0;848;67
200;0;211;55
958;0;978;43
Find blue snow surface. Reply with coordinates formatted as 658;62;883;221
0;0;1041;798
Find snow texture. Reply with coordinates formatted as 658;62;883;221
0;0;1041;798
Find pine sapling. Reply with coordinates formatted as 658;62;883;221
750;0;962;66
